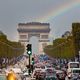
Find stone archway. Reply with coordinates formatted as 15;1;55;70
17;22;50;54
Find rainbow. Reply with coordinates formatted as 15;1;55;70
36;0;80;22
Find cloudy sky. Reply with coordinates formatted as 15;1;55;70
0;0;80;41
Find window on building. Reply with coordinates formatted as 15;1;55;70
20;35;27;39
41;35;48;39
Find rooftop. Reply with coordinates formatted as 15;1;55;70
18;22;50;26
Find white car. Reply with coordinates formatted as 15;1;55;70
68;68;80;80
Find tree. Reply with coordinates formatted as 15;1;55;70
44;36;75;59
0;32;25;59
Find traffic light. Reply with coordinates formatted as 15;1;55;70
26;44;32;55
31;57;34;65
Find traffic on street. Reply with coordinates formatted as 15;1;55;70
0;54;80;80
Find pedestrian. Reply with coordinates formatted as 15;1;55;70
7;71;17;80
36;72;39;80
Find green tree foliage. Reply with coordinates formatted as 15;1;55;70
0;33;24;59
44;36;75;59
72;23;80;55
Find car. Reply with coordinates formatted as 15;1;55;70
40;66;46;71
68;68;80;80
23;69;29;76
39;71;46;78
46;68;54;74
67;61;80;78
31;69;41;79
56;70;66;80
45;70;57;80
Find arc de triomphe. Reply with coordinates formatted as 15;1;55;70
17;22;50;54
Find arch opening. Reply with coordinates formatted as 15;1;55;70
29;36;39;54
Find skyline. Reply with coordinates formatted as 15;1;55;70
0;0;80;41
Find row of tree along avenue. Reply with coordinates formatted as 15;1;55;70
0;31;24;67
44;23;80;59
